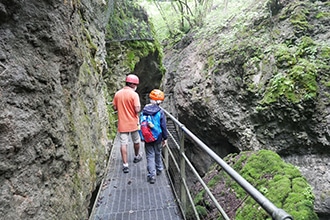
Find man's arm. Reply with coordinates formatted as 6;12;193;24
112;100;117;111
112;95;117;111
133;92;141;113
134;105;141;113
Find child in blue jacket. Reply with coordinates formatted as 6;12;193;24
140;89;168;184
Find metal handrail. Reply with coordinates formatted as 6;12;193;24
161;107;293;220
166;128;229;220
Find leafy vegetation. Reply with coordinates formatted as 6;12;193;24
107;1;154;41
105;0;164;72
138;0;216;44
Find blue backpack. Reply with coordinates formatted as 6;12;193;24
139;111;162;143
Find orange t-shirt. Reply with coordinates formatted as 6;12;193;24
113;86;140;132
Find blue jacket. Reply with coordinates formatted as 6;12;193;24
141;104;168;143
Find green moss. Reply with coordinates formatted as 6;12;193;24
260;38;319;105
262;59;317;104
83;27;98;54
192;189;211;218
219;150;318;220
237;150;316;219
123;40;161;71
268;175;292;206
291;60;318;95
232;153;248;171
208;174;222;188
274;44;298;67
315;12;330;19
320;46;330;60
73;173;82;192
289;5;312;33
207;54;215;69
284;190;318;220
297;36;318;59
261;73;295;104
88;158;96;180
193;190;205;204
195;205;208;217
106;104;117;141
236;197;269;220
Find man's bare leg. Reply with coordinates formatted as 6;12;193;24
121;145;128;164
133;142;142;163
134;142;140;156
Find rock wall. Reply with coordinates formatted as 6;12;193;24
163;0;330;216
0;0;111;219
104;0;165;105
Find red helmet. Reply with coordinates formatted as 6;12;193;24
149;89;165;101
125;74;139;85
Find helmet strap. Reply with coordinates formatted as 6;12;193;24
127;83;137;90
150;100;162;105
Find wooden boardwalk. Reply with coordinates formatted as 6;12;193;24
90;133;182;220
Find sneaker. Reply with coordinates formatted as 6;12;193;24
147;176;156;184
133;153;142;163
156;170;162;176
123;166;129;173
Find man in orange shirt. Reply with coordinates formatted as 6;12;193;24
113;74;143;173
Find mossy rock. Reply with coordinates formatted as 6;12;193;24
192;150;318;220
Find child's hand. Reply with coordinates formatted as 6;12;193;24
162;139;167;147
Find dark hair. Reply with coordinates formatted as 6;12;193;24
126;82;136;87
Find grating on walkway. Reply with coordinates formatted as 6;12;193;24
90;133;182;220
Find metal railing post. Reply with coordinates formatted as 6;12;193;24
179;129;187;214
164;144;169;170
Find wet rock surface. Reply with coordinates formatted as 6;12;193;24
0;0;110;219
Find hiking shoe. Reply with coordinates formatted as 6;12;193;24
133;153;143;163
147;176;156;184
123;166;129;173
